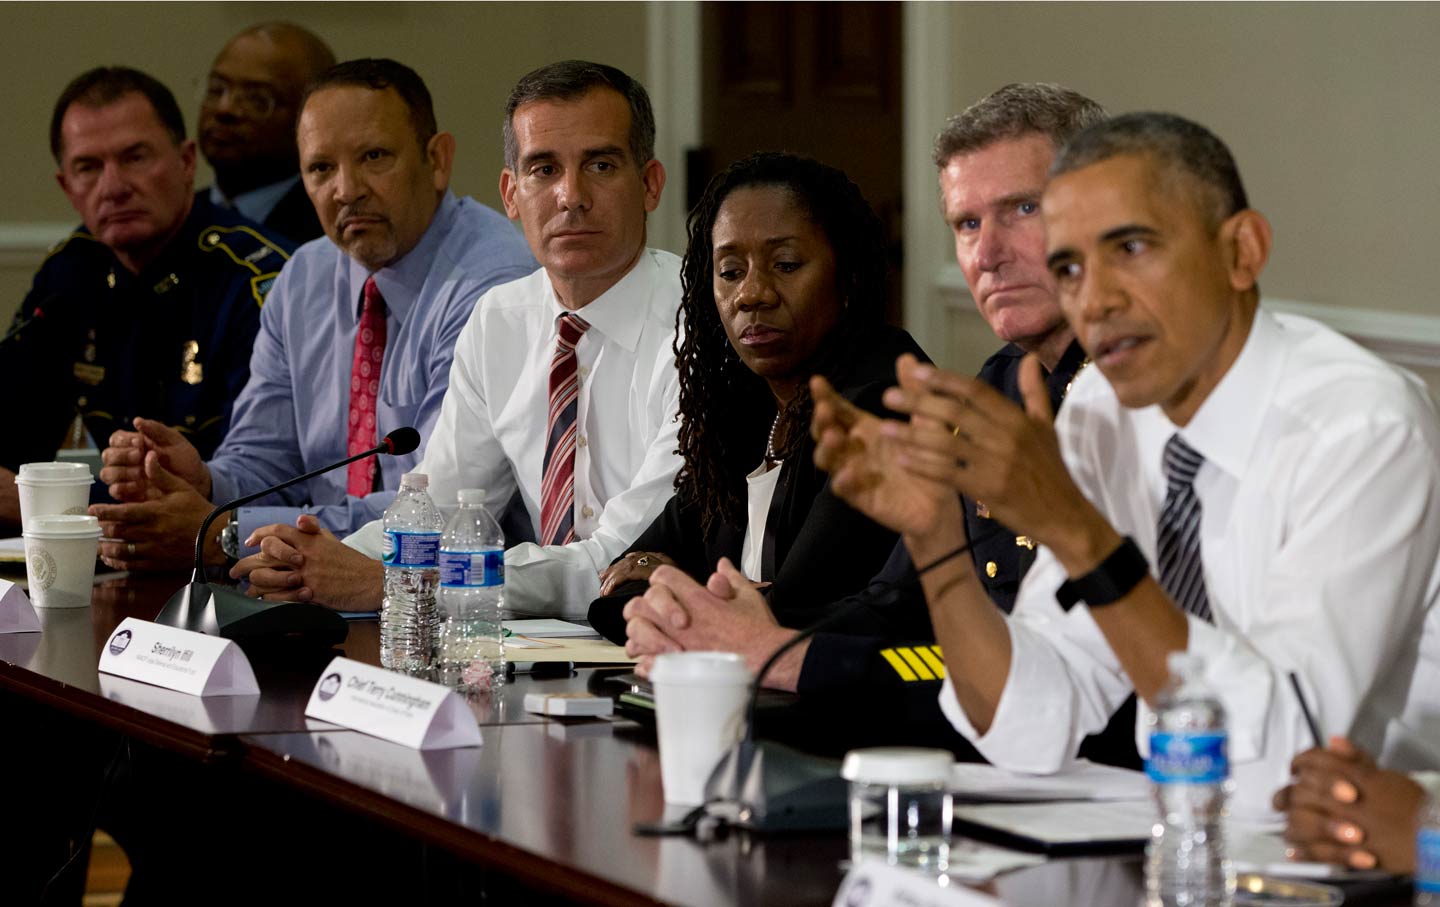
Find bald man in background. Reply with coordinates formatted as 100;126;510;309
197;22;335;242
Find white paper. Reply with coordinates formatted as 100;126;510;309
952;800;1155;847
949;759;1149;803
0;579;40;633
942;839;1047;882
97;617;258;697
833;860;1002;907
304;656;482;750
503;618;599;638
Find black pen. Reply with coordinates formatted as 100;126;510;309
1288;671;1324;749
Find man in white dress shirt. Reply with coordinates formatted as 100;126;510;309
233;60;683;616
812;112;1440;810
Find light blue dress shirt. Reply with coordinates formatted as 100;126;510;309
207;192;537;547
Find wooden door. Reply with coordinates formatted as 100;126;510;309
697;1;904;324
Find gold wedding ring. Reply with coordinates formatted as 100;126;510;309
636;555;650;567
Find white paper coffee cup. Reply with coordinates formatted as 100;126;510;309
649;651;752;806
16;461;93;532
23;514;101;609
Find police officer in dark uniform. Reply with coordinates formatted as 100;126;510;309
0;66;292;528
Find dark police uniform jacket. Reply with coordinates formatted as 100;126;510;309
0;197;293;473
196;179;324;247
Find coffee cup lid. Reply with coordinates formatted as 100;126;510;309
841;747;953;785
23;514;102;539
16;461;93;485
648;651;752;686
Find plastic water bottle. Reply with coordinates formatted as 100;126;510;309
1417;795;1440;905
437;488;506;692
380;472;443;674
1145;651;1234;907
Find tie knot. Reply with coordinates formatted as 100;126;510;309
557;312;591;347
1163;434;1205;488
362;276;385;315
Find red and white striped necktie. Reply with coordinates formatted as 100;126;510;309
345;276;386;497
539;312;591;546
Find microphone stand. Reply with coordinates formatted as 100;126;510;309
153;431;417;647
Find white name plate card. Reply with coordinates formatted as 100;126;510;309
833;861;1001;907
97;617;259;697
0;579;40;634
304;656;482;751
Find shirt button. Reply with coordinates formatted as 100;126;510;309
985;561;998;579
581;505;594;519
577;435;588;448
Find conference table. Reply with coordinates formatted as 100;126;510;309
0;571;1412;906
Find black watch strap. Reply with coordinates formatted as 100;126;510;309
1055;537;1149;611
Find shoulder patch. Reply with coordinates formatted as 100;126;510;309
44;230;102;263
198;225;292;274
878;645;946;683
250;272;280;307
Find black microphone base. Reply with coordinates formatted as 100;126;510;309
155;582;348;649
701;739;847;832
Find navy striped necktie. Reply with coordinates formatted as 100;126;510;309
1156;434;1213;623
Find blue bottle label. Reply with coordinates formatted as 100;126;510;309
1418;827;1440;891
382;530;440;567
439;549;504;587
1146;731;1229;784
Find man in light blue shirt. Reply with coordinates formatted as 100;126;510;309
93;59;535;571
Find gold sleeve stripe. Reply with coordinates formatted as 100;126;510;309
916;646;946;679
895;647;936;681
879;648;918;682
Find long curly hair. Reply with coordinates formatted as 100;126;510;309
674;151;888;536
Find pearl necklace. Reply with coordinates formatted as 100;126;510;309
765;412;783;463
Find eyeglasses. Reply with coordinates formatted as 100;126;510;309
198;77;280;119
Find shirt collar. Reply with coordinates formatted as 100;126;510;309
347;191;460;322
1170;306;1286;480
543;247;653;351
208;175;300;225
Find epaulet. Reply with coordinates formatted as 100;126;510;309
43;230;102;263
197;225;292;306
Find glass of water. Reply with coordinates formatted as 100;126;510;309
842;747;953;872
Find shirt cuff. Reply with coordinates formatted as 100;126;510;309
1185;612;1275;763
937;620;1081;775
345;519;384;559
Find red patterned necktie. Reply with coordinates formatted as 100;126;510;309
539;312;591;546
345;276;387;497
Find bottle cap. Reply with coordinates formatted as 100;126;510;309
841;747;952;786
457;488;485;505
400;472;429;489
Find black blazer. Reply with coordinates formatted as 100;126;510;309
261;179;325;245
589;326;927;643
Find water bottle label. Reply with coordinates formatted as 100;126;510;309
1146;731;1228;784
439;549;504;587
382;530;440;567
1419;828;1440;891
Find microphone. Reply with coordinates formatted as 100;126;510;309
696;523;1007;833
154;426;422;647
0;297;55;347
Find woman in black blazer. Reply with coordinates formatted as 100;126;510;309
588;152;925;643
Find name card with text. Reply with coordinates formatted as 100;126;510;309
0;580;40;634
97;617;259;697
833;861;1001;907
304;656;483;750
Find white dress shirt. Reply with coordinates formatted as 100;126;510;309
940;309;1440;813
347;248;684;616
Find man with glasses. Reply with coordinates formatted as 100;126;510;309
196;22;335;243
